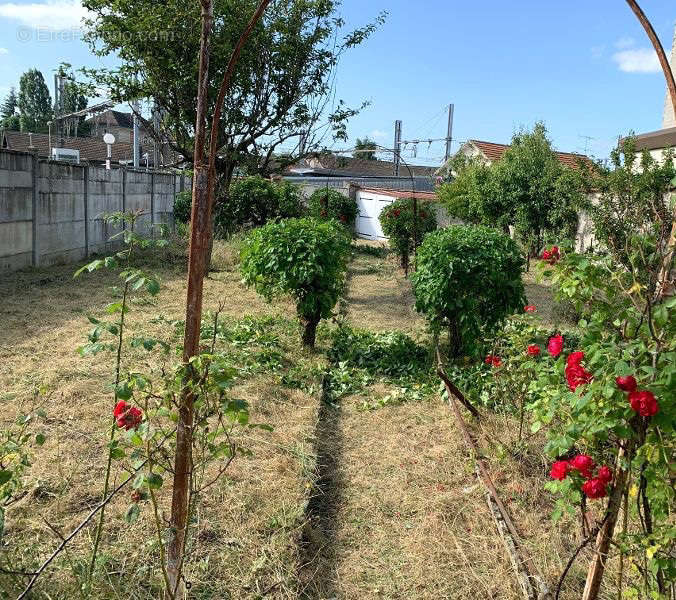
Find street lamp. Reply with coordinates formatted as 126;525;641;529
103;132;115;170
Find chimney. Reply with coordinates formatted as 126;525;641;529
662;23;676;129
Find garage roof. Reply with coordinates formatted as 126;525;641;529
357;187;438;200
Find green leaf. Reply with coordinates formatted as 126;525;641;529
132;473;145;489
125;503;140;524
0;471;12;486
146;473;163;489
35;433;46;446
145;278;160;296
115;383;133;401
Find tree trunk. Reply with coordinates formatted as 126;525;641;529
301;311;321;348
448;319;461;358
401;249;409;277
166;2;271;597
165;1;213;597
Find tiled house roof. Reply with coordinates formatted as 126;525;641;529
286;154;437;178
469;140;592;169
1;130;138;163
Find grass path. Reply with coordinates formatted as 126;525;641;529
301;244;523;599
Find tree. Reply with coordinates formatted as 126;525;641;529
0;87;20;131
411;225;525;357
493;123;584;257
1;87;17;119
18;69;52;133
241;217;351;347
439;123;586;260
81;0;384;178
379;198;437;274
437;153;497;226
354;137;377;160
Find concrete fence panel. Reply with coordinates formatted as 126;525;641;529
0;151;34;270
0;148;187;272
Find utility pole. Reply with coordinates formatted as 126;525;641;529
133;99;140;168
444;103;454;162
393;119;402;176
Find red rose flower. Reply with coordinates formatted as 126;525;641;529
615;375;637;393
113;400;130;418
569;454;595;479
582;478;608;499
484;355;502;367
566;351;585;367
597;466;613;484
527;344;541;356
565;363;593;391
550;460;569;481
524;305;536;313
542;246;560;265
393;209;400;217
547;334;564;357
114;402;143;431
628;390;659;417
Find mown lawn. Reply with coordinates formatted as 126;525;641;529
0;238;615;600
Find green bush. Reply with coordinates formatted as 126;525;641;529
173;190;192;224
411;225;525;357
379;198;437;272
307;188;358;228
213;176;305;237
240;218;351;347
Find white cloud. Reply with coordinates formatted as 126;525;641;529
614;36;635;49
370;129;387;140
0;0;88;30
612;48;661;73
0;47;8;54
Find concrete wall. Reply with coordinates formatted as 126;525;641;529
0;148;189;272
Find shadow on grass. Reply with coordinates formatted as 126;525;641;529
298;388;344;599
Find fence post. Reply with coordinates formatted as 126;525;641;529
150;171;155;238
31;150;39;267
83;164;89;258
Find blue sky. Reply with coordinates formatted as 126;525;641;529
0;0;674;164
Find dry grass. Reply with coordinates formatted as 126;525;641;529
0;237;613;599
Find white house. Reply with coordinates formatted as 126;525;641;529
628;25;676;164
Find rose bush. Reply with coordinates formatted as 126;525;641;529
379;198;438;273
307;187;358;229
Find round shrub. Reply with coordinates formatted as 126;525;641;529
173;190;192;224
379;198;437;272
411;225;525;357
240;217;351;347
308;188;358;228
276;180;304;219
214;176;305;237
